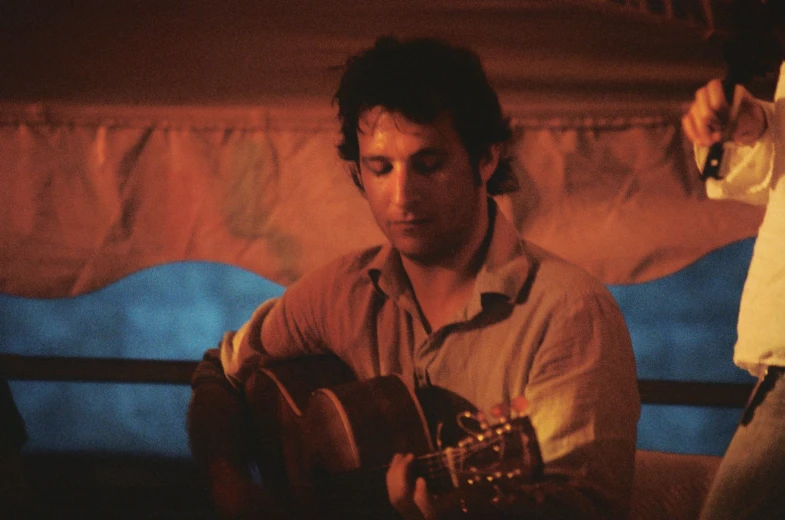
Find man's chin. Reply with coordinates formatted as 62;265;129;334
387;232;459;265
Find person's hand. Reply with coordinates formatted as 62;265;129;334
488;395;529;420
682;78;767;147
387;453;436;520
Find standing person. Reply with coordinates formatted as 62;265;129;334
188;36;640;519
682;7;785;517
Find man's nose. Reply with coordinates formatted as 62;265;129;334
391;166;420;206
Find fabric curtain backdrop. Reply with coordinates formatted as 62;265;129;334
0;0;766;297
0;103;762;298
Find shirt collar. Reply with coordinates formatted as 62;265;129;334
474;201;532;302
367;199;534;313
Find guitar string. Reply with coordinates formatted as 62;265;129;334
416;431;517;479
381;422;528;482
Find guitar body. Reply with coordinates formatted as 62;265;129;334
245;355;432;518
244;355;542;519
306;372;434;474
306;372;437;519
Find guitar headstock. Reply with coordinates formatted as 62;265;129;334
453;413;543;488
418;411;543;495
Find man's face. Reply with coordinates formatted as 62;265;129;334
357;107;495;264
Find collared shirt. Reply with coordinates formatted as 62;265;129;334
219;205;640;515
695;62;785;376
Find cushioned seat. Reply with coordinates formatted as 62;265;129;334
631;450;722;520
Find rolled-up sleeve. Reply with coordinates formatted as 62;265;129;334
218;298;279;389
218;266;340;389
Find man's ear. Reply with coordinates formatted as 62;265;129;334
478;144;502;185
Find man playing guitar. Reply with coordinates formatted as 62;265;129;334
188;36;640;519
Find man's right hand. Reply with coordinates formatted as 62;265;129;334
682;78;767;147
387;453;436;520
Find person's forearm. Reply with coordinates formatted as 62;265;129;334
188;380;254;469
189;350;295;519
188;348;255;470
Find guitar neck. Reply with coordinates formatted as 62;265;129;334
414;448;462;493
413;416;535;495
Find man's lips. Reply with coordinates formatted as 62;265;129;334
389;217;431;226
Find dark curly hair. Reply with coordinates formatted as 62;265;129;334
334;36;518;196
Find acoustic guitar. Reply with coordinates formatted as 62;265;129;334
244;355;543;519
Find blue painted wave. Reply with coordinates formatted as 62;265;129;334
0;241;759;457
0;261;285;360
609;237;757;455
2;261;284;457
609;237;756;384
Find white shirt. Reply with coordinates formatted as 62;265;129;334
695;62;785;376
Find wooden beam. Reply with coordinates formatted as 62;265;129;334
0;354;196;385
638;379;751;408
1;354;754;407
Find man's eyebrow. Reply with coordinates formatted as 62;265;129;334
411;147;443;159
360;147;444;163
360;155;389;163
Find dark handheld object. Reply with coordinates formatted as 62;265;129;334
699;0;785;182
700;80;737;181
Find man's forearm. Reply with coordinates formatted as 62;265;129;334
188;349;254;470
